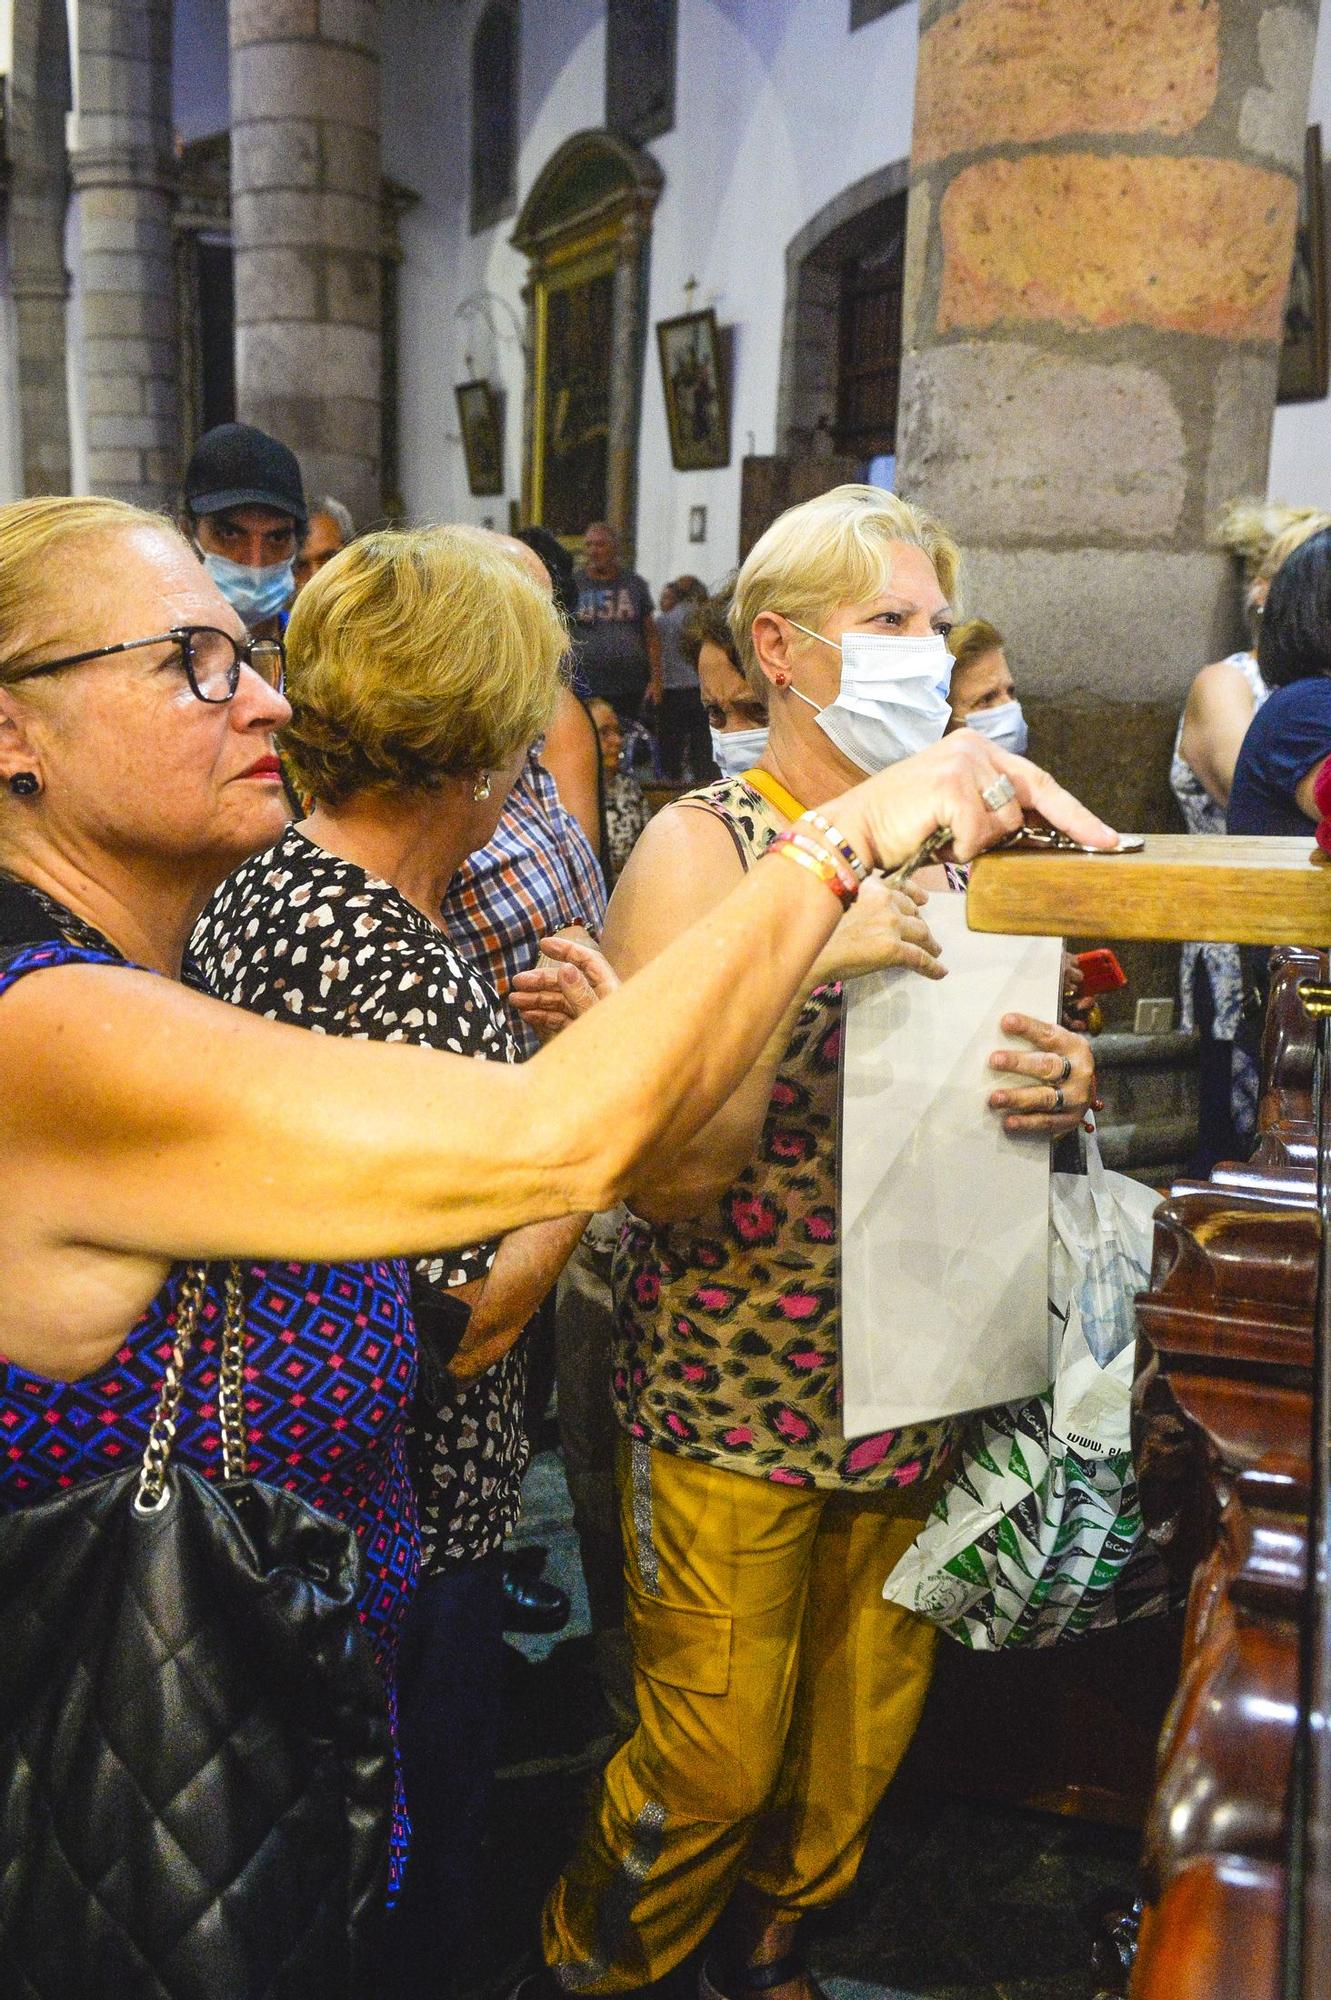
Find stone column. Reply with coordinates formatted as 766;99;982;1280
896;0;1319;833
8;0;73;495
229;0;383;529
72;0;179;507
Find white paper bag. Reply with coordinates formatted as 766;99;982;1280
839;894;1062;1436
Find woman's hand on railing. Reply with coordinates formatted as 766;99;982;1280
829;732;1118;877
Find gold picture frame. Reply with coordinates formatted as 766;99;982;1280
1278;125;1329;405
530;229;618;540
455;379;504;496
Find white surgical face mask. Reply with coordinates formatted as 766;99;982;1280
963;699;1028;758
201;551;295;627
785;622;953;774
709;724;769;779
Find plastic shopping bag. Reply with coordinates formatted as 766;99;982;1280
1048;1123;1159;1366
881;1128;1170;1649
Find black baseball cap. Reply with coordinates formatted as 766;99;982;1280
183;423;307;527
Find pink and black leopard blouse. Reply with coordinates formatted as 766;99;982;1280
611;776;954;1493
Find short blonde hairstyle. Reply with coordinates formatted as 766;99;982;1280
947;616;1004;677
730;484;961;692
1258;510;1331;586
1216;498;1329;580
281;524;567;804
0;495;184;680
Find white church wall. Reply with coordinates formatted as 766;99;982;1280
1267;0;1331;509
383;0;918;588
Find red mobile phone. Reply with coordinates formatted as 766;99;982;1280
1074;948;1127;998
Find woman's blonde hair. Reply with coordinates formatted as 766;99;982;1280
281;524;567;804
730;484;960;694
947;616;1004;677
0;495;184;680
1257;510;1331;586
1216;498;1330;581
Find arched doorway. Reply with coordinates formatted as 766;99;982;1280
777;161;909;468
741;163;909;558
512;130;662;556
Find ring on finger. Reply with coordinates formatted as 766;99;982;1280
981;774;1017;812
1051;1086;1066;1114
1055;1055;1072;1083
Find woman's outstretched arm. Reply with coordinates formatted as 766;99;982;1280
0;734;1114;1372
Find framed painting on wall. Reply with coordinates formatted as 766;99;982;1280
455;379;504;495
657;308;730;471
1278;125;1329;404
531;238;617;541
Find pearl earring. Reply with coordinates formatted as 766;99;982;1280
8;772;39;796
473;772;492;801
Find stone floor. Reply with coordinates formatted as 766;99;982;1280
465;1448;1142;2000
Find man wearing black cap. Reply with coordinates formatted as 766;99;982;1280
181;422;308;633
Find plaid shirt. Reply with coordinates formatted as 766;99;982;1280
443;750;607;1057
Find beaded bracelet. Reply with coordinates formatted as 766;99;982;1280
798;810;870;884
785;829;861;898
768;831;859;908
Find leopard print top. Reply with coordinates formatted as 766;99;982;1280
611;776;954;1491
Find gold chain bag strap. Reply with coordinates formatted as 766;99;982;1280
136;1261;246;1511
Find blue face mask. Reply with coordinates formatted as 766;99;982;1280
201;551;295;627
785;623;953;775
709;725;769;779
963;699;1029;758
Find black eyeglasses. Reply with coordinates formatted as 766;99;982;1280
9;626;285;704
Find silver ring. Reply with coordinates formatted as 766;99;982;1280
980;775;1017;812
1056;1055;1073;1083
1051;1086;1066;1114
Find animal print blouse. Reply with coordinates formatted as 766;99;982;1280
193;824;527;1573
611;776;954;1492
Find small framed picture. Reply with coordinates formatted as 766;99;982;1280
455;379;504;495
688;505;707;543
1278;126;1329;404
657;308;730;471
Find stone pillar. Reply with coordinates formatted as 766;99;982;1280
229;0;383;529
8;0;73;494
72;0;179;507
896;0;1319;834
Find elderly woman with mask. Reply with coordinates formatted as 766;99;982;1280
945;616;1029;754
532;486;1098;2000
0;493;1110;1992
684;587;771;778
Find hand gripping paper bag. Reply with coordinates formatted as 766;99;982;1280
881;1128;1170;1649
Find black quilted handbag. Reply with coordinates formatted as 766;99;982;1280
0;1263;394;2000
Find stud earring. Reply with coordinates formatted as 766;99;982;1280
8;772;39;796
472;772;492;801
774;671;790;687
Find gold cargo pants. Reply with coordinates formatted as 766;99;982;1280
541;1438;938;1991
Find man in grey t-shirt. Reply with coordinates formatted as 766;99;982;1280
572;521;661;723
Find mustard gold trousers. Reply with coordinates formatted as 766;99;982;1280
541;1439;938;1991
